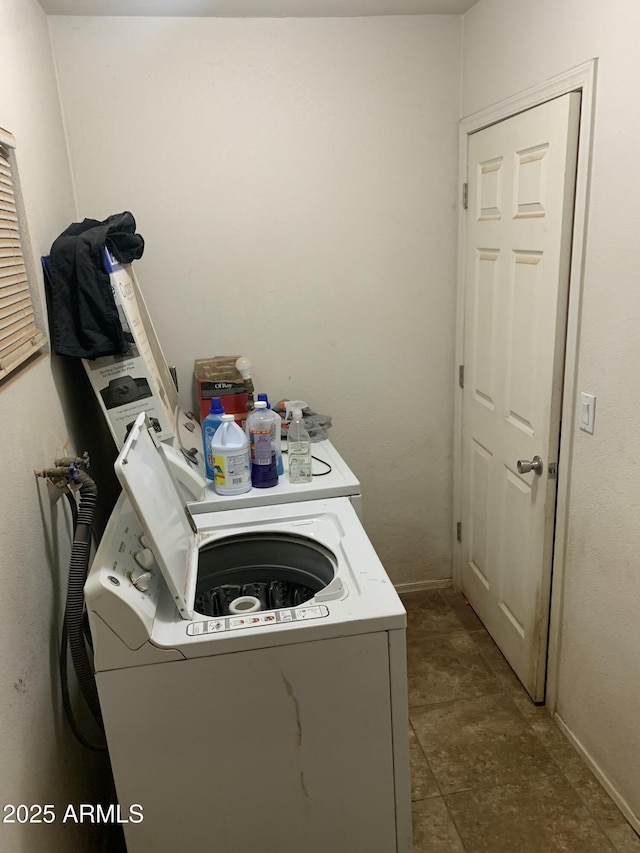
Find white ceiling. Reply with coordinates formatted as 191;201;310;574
39;0;479;17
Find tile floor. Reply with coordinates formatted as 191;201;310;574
402;589;640;853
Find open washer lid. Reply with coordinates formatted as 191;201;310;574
115;412;197;619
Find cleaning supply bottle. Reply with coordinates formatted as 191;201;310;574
287;408;312;484
257;393;284;477
210;414;251;495
247;400;278;488
202;396;226;481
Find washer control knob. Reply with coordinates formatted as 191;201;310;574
140;535;150;549
131;570;152;592
134;548;155;569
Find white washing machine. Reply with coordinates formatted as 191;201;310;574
86;414;411;853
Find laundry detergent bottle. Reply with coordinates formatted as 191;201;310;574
202;396;226;480
211;414;251;495
257;393;284;477
247;400;278;488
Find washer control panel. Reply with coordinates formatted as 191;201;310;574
106;511;161;609
86;498;164;650
187;604;329;636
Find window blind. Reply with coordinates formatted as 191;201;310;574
0;130;45;380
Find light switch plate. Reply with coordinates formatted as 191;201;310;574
579;392;596;434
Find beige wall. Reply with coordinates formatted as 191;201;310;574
0;1;110;850
48;14;462;588
463;0;640;826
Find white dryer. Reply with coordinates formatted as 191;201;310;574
192;435;364;517
86;414;411;853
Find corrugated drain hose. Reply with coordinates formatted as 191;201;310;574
63;469;106;748
36;460;106;751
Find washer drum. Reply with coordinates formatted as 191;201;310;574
195;533;337;617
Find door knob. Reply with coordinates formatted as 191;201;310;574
517;456;544;476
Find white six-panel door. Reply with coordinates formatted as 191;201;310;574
460;92;581;701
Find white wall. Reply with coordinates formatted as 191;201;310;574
0;2;109;851
463;0;640;824
48;14;462;587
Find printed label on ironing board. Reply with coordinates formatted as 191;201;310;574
186;605;329;636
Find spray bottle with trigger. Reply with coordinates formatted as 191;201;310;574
235;356;254;409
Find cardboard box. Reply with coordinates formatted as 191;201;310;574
194;356;248;424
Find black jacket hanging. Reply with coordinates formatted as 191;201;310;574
47;211;145;359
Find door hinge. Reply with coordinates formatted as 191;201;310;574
456;521;462;543
462;182;468;210
458;365;464;388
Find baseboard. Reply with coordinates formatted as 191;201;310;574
554;712;640;835
394;579;452;595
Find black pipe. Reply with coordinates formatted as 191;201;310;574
61;473;105;749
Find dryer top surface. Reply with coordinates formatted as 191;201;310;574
189;437;361;514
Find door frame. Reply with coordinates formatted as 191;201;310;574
453;59;597;711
